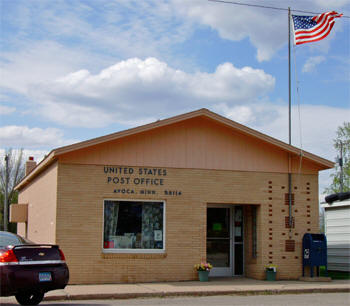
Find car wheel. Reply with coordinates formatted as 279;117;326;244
15;291;44;305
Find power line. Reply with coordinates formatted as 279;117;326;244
208;0;350;18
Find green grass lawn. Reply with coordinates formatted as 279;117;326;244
319;266;350;280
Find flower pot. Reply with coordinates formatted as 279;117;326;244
266;270;276;281
198;270;210;282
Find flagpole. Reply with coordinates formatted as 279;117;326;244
288;7;291;146
288;7;293;230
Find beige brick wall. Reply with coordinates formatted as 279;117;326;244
55;162;319;284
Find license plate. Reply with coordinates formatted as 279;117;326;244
39;272;52;282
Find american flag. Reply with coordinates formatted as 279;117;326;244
292;11;342;45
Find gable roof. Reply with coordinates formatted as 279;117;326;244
16;108;334;190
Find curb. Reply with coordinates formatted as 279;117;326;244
44;287;350;301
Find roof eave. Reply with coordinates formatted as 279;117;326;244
52;108;335;168
15;151;57;191
15;108;334;189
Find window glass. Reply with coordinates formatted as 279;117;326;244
207;208;230;238
103;200;164;251
0;232;33;248
234;206;243;242
207;207;231;268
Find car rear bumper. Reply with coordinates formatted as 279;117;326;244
0;263;69;296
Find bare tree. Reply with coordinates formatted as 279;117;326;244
0;149;25;231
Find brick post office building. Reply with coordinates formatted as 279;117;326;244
13;109;333;284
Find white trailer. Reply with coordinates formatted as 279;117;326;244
322;198;350;272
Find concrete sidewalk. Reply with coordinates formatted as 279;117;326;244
2;278;350;303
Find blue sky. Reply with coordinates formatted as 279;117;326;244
1;0;349;193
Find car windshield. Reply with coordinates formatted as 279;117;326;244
0;232;33;248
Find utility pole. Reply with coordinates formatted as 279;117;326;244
4;154;9;231
339;141;344;193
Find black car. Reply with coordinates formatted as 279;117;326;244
0;231;69;305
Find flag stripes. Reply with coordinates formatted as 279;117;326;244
292;11;342;45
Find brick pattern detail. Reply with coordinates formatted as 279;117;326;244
285;240;295;252
305;183;312;227
267;181;274;264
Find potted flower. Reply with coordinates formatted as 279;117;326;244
194;262;213;282
265;264;277;281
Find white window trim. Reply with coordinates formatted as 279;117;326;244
102;198;166;254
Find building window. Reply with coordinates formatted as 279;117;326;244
252;206;257;258
103;200;165;253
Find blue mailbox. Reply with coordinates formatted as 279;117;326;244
302;233;328;277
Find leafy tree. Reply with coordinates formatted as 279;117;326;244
0;149;25;232
324;122;350;194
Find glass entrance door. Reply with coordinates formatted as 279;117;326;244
207;207;232;276
207;206;243;277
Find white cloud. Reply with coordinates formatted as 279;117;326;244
302;56;326;73
172;0;285;62
214;104;255;124
0;105;16;115
1;0;347;94
1;0;347;104
21;150;49;163
1;1;194;81
0;126;77;149
28;57;275;128
171;0;348;61
0;40;112;95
